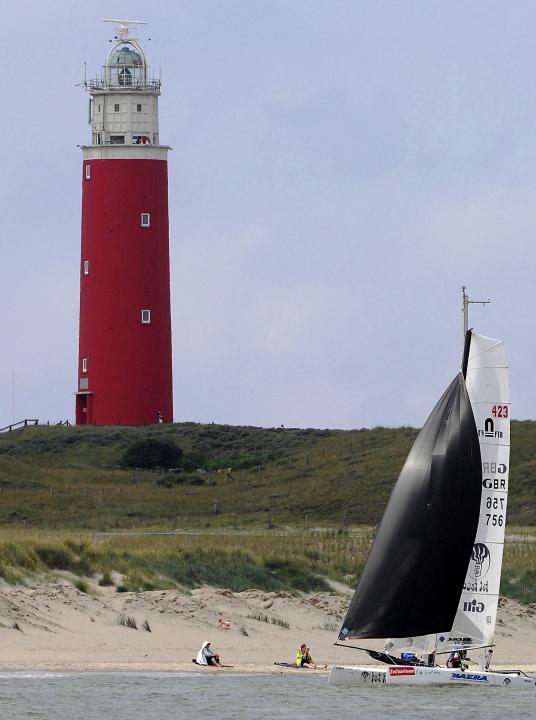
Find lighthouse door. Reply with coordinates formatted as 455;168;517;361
76;393;93;425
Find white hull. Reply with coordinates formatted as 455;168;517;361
329;665;534;688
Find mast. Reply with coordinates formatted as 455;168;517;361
462;286;490;337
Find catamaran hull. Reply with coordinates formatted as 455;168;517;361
329;665;535;688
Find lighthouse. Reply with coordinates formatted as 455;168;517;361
76;20;173;426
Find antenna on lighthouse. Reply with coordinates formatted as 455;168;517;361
462;286;491;336
103;18;148;23
103;19;148;43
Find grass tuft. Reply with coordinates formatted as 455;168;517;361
116;614;137;629
74;578;90;594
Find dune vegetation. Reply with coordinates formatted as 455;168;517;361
0;422;534;602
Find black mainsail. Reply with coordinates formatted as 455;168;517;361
339;372;482;640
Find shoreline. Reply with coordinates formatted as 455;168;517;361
0;662;329;674
0;662;534;674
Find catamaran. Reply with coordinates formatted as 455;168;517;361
329;331;534;688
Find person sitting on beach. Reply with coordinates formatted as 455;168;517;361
195;640;222;666
295;643;326;669
218;617;230;630
296;643;307;667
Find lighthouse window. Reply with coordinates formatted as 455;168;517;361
141;212;151;227
141;309;151;324
82;357;88;373
83;260;89;275
119;68;132;86
79;378;88;391
85;165;91;180
114;104;120;112
137;104;142;112
110;135;125;144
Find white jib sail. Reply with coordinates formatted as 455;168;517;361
436;333;510;654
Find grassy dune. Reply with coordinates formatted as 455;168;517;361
0;421;535;530
0;422;534;603
0;423;412;529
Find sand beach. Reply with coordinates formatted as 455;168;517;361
0;581;534;674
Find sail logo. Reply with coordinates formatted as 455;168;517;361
464;580;488;593
478;418;503;439
451;673;488;683
463;599;485;613
468;543;490;580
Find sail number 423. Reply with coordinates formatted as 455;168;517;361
486;514;504;527
491;405;508;418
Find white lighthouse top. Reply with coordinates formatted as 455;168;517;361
87;19;159;93
83;19;169;155
103;20;148;89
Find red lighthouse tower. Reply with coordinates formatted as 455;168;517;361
76;20;173;426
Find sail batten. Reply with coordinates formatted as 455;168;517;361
339;372;482;641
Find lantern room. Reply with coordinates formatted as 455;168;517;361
86;21;161;147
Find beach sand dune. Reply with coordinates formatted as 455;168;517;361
0;583;534;673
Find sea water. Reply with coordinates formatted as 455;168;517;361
0;671;534;720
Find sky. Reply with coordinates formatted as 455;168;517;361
1;1;535;430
